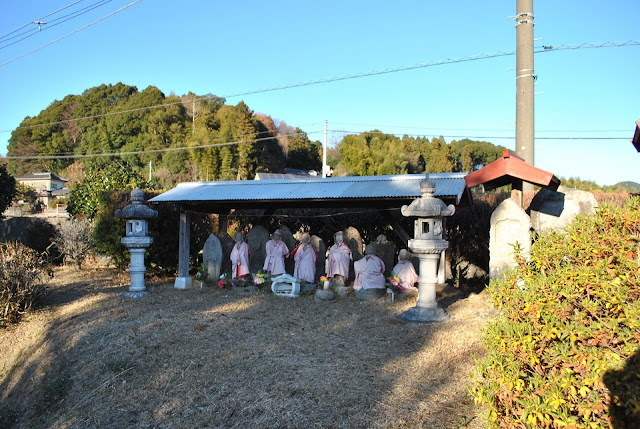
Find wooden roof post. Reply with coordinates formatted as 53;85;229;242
174;209;192;289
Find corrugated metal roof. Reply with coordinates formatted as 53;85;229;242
150;173;469;205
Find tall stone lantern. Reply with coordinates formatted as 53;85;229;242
400;173;455;322
115;189;158;298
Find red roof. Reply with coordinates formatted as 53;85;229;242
464;150;560;191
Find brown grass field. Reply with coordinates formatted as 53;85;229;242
1;267;494;428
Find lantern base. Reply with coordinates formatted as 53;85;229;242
400;305;449;323
123;290;152;298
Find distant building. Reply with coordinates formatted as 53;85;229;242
254;168;332;180
16;172;69;205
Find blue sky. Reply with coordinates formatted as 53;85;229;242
1;1;638;186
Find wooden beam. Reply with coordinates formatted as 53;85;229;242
381;210;412;244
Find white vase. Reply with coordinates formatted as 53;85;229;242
323;280;331;290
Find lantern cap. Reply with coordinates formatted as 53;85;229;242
401;173;455;218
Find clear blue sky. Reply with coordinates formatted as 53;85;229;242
1;1;638;186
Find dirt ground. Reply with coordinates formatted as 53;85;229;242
0;267;494;429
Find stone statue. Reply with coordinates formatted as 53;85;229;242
263;229;289;276
327;231;352;280
291;232;316;283
353;243;386;291
392;249;419;291
230;232;250;279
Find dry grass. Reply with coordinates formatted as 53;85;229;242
0;267;494;429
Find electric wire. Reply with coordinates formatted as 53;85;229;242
0;0;85;40
332;130;630;140
0;0;142;68
3;39;638;134
5;130;323;161
0;0;114;50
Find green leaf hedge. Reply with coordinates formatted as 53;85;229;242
471;197;640;428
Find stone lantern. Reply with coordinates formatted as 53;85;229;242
400;173;455;322
115;189;158;298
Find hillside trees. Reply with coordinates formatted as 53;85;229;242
7;84;297;185
333;132;506;176
6;82;510;184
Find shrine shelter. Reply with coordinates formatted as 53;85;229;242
150;173;471;286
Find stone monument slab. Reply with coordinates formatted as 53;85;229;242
489;197;532;281
218;232;234;277
343;226;363;280
279;225;296;275
203;234;223;284
248;225;269;273
310;234;326;282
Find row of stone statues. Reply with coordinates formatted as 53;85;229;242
226;228;418;291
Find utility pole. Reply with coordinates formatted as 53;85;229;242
192;98;196;135
149;160;152;182
516;0;535;193
322;120;328;178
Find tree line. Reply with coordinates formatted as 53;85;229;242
6;82;508;190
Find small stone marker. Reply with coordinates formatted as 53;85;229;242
203;234;223;284
271;273;303;297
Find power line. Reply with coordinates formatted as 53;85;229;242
0;0;142;68
1;39;638;132
0;0;114;50
333;129;630;140
330;121;630;133
0;0;85;40
4;130;323;161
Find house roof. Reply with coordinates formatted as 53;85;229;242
150;173;472;211
464;150;560;191
16;172;68;182
632;119;640;152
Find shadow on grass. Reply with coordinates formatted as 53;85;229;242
604;347;640;429
1;269;486;428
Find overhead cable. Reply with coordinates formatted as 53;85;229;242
0;0;114;50
1;39;638;132
4;130;323;160
0;0;85;40
0;0;142;68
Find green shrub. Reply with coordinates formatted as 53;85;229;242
471;197;640;428
0;242;52;327
93;190;213;274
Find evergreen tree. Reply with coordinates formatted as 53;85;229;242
286;128;322;171
0;164;16;218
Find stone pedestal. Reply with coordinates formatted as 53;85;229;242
174;277;193;289
400;241;450;322
121;239;153;297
